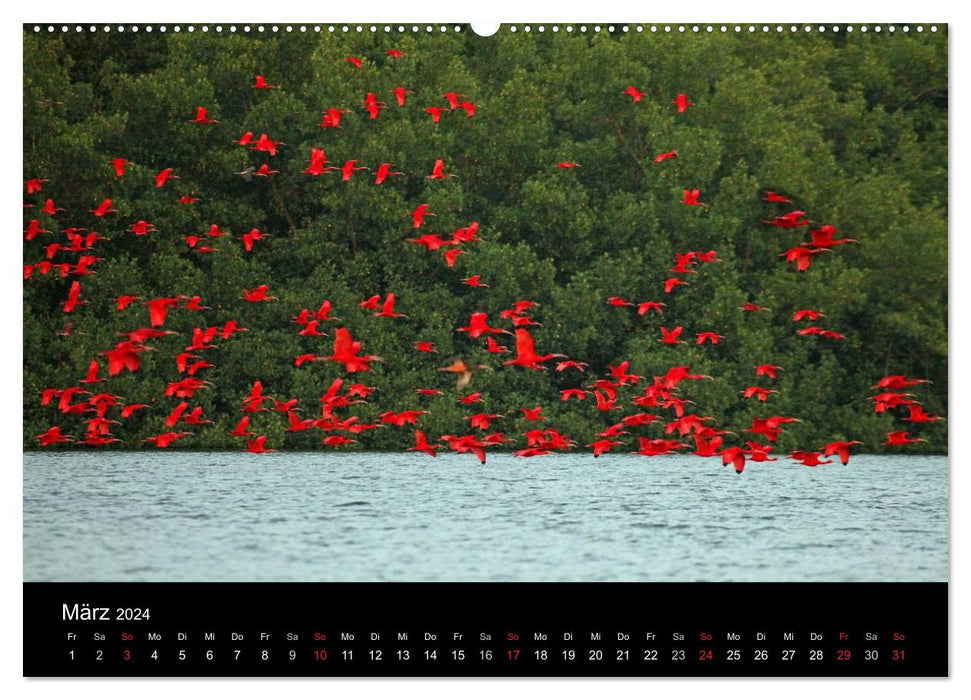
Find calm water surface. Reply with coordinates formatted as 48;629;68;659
23;452;947;582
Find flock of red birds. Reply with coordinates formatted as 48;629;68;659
26;51;943;473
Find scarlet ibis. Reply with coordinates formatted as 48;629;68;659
622;413;661;427
741;302;770;312
696;332;724;345
869;392;916;413
486;337;509;354
324;328;382;373
230;416;255;437
797;327;846;340
504;328;566;370
285;412;316;432
242;381;273;412
607;297;634;307
319;109;350;129
246;164;279;178
793;309;825;322
634;438;689;457
189;106;218;123
763;210;810;228
336;160;368;182
721;447;748;474
623;86;645;102
660;326;685;345
120;404;148;419
253;75;276;89
414;341;437;353
295;354;318;367
655;150;678;163
242;285;278;302
885;431;927;446
303;148;328;176
25;220;49;241
520;407;545;421
556;360;588;372
457;312;510;339
111;158;132;177
129;220;156;237
747;442;777;463
80;359;104;384
311;300;339;322
905;405;943;423
465;413;502;430
444;249;465;268
26;177;47;194
373;293;407;318
695;250;722;263
144;432;191;448
247;436;275;453
742;386;778;401
37;426;72;446
672;93;694;112
408;430;442;457
363;93;386;119
762;191;791;203
297;320;326;337
165;402;189;428
155;168;179;188
805;225;858;248
791;451;833;467
441;434;488;464
346;57;363;68
42;199;64;215
755;364;782;380
425;106;444;123
781;246;832;271
427;159;455;180
63;281;85;313
663;278;688;294
872;375;931;390
822;440;863;465
461;275;489;288
91;199;117;217
682;189;705;207
460;101;478;117
450;221;477;245
557;162;580;169
638;301;666;316
251;133;284;155
393;87;413;106
380;410;429;427
411;204;435;228
408;234;450;251
443;92;466;109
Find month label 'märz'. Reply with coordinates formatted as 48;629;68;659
26;582;943;677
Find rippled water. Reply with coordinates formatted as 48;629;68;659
23;451;947;582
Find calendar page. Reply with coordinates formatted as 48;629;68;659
21;20;948;677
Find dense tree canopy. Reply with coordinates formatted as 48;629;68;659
23;27;947;457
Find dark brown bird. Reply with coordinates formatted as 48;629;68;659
437;357;492;391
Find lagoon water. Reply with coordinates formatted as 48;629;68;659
23;452;947;582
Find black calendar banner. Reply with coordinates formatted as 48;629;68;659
24;582;947;676
23;22;948;682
